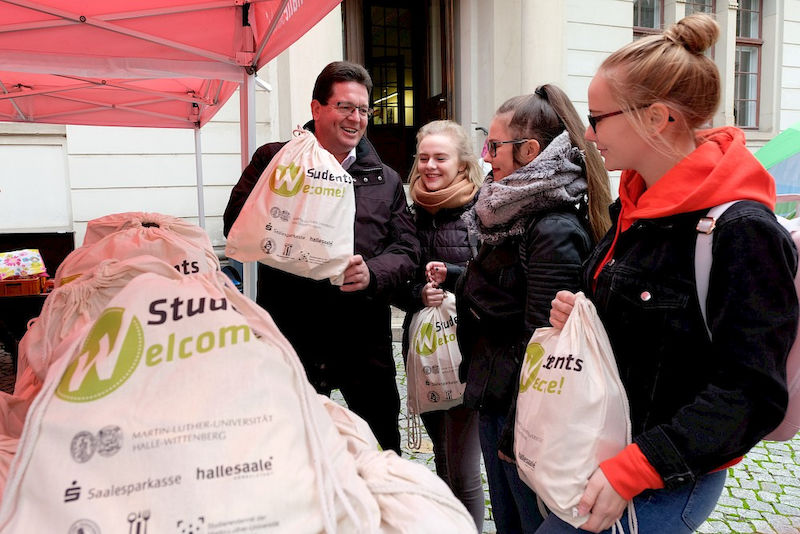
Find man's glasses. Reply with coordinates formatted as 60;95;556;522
486;139;529;158
329;101;374;118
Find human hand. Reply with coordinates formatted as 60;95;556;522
421;282;445;307
340;255;370;292
425;261;447;286
550;290;577;329
498;450;516;464
578;469;627;533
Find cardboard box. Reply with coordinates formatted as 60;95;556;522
0;277;44;297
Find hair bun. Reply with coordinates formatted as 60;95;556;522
665;13;719;55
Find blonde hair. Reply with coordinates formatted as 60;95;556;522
599;13;720;143
408;120;485;189
496;85;612;242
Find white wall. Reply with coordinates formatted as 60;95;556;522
783;0;800;129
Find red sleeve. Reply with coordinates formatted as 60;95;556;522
599;443;664;500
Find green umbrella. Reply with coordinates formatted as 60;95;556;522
755;121;800;217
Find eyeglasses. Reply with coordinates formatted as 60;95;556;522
587;105;660;133
486;139;529;158
329;101;374;118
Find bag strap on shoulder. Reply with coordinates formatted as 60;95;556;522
695;201;742;339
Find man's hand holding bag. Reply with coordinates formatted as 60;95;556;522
225;129;355;285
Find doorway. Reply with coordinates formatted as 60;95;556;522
343;0;455;180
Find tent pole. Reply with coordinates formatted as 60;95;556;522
240;72;258;300
194;127;206;229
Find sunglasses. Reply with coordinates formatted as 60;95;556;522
486;139;530;158
587;104;674;133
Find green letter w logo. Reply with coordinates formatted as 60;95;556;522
269;162;304;197
56;307;144;403
414;322;438;356
518;343;545;393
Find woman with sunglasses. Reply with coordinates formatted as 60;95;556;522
451;85;611;533
547;14;798;533
397;119;486;530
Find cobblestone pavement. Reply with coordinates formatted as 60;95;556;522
381;342;800;534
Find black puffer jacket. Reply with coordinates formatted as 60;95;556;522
398;200;477;356
223;123;420;389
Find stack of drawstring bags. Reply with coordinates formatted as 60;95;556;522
0;212;476;533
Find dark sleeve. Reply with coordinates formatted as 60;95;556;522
441;262;466;293
499;212;592;456
223;143;284;237
364;169;421;299
522;213;593;332
635;207;799;486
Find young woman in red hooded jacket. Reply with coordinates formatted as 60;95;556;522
547;13;799;534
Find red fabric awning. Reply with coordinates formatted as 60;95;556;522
0;0;341;128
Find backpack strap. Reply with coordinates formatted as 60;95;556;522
695;200;742;339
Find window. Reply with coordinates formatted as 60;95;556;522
685;0;714;15
368;6;413;126
633;0;663;36
735;0;761;128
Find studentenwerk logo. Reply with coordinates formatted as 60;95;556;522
518;342;544;393
269;162;304;197
414;322;438;357
56;307;143;403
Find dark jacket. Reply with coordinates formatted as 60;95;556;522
584;199;798;488
398;200;477;356
223;123;420;389
457;207;593;415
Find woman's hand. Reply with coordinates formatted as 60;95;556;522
426;261;447;286
498;450;516;464
421;282;445;307
578;469;628;533
550;290;577;329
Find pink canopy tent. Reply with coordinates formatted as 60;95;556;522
0;0;340;128
0;0;341;228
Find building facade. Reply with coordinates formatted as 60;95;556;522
1;0;798;250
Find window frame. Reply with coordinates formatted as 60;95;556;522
633;0;664;36
734;0;763;129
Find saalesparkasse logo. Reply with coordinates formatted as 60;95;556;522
414;322;438;356
56;307;143;402
269;161;304;197
518;342;545;393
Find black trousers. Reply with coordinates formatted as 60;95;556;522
318;369;401;456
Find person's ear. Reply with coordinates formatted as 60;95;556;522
311;99;323;121
522;139;541;164
647;103;674;133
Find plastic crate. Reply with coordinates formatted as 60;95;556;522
0;277;44;297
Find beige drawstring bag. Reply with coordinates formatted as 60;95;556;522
225;129;355;285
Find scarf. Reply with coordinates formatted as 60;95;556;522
410;169;479;214
592;126;776;282
463;130;588;245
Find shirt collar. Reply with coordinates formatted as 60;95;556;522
341;147;357;171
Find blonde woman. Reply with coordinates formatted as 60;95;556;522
548;14;798;533
399;119;485;530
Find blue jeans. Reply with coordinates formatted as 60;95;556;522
534;469;727;533
480;411;544;534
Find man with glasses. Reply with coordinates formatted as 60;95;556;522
223;61;419;455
